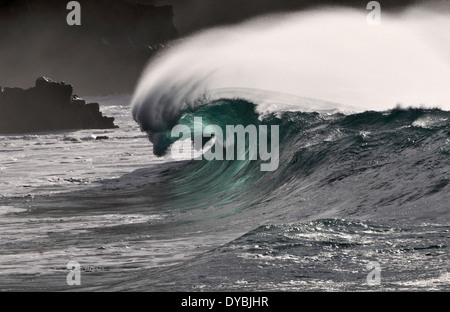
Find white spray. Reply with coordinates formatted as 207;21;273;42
132;6;450;136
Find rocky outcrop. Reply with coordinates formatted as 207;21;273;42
0;77;116;134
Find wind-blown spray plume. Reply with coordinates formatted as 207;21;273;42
132;7;450;154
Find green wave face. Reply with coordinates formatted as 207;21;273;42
142;100;450;220
151;99;274;213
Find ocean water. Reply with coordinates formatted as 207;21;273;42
0;92;448;291
1;7;449;292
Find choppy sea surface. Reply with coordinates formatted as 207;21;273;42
0;93;449;291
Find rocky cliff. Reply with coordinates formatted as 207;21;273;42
0;0;178;95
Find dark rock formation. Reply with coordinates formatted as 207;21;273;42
0;77;116;134
0;0;178;95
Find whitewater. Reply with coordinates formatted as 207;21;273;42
0;7;449;291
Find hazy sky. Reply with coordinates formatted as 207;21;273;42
149;0;450;36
